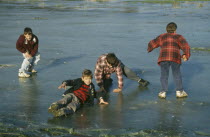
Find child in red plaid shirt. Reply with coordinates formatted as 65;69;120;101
95;53;149;93
148;22;190;98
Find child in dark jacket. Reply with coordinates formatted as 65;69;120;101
48;69;108;117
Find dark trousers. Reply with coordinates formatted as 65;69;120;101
160;61;183;92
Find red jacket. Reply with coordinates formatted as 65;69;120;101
16;34;39;57
148;33;190;65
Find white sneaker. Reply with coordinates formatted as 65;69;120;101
158;91;166;99
176;90;188;98
18;72;30;78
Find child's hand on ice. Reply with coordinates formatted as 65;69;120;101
58;82;67;89
99;97;109;105
113;88;122;93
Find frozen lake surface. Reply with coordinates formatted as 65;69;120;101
0;0;210;136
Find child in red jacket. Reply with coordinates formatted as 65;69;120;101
16;27;40;78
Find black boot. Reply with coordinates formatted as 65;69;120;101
138;79;150;87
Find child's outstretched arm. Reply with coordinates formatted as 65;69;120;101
95;90;108;105
147;35;161;52
58;82;67;89
58;78;80;90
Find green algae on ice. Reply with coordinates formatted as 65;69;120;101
191;47;210;52
0;64;16;68
195;131;210;136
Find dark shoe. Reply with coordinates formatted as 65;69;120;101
48;103;60;113
52;108;66;117
138;79;150;87
52;108;74;117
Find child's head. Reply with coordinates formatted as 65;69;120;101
24;27;33;41
81;69;93;85
106;53;119;67
166;22;177;33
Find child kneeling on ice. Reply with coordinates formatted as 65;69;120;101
48;69;108;117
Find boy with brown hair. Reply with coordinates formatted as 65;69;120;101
48;69;108;117
94;53;149;93
16;27;40;78
147;22;191;98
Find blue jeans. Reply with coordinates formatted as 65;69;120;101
56;93;81;114
103;63;141;82
121;63;141;81
160;61;183;92
19;52;40;73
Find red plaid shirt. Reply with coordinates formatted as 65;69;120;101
94;54;123;89
148;33;190;65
